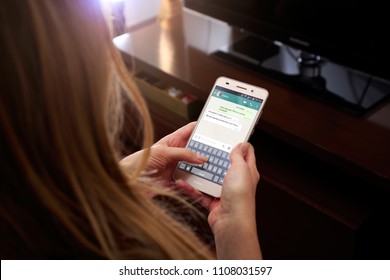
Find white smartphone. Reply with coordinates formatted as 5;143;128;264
173;76;269;197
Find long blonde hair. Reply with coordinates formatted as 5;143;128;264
0;0;212;259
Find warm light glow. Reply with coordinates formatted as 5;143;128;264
158;28;175;74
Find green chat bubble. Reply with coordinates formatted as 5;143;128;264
218;104;256;120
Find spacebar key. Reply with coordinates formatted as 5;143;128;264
191;167;214;180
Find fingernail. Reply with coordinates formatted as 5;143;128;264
196;154;208;162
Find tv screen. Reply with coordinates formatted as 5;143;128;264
184;0;390;115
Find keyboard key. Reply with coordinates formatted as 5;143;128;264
191;167;214;180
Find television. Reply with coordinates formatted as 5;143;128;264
183;0;390;115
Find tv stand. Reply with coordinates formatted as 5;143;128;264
297;51;326;90
297;52;322;78
213;35;390;116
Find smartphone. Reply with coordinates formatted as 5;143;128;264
173;76;269;197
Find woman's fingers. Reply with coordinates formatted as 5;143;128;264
151;146;207;164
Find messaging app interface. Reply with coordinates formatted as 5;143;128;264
179;86;263;185
192;85;263;153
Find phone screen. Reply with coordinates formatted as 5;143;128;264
176;85;264;186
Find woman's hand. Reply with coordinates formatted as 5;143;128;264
121;122;262;259
120;122;206;187
208;142;259;227
177;142;262;259
204;142;261;259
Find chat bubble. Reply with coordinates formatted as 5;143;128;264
218;104;256;121
204;109;242;131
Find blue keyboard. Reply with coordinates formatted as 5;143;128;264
178;140;231;185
